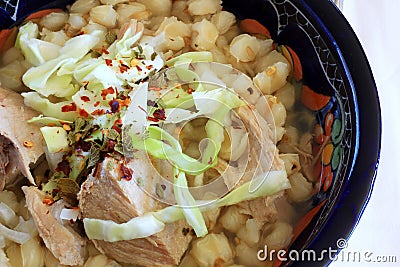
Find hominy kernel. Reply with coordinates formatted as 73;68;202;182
265;65;277;76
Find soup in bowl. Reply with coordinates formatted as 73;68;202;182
0;0;380;266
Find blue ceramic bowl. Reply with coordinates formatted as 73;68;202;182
1;0;381;266
222;1;380;266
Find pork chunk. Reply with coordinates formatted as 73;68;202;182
79;152;192;266
22;186;86;266
0;87;45;189
215;105;284;190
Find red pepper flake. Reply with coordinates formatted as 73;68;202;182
101;87;115;100
166;56;172;61
91;109;105;116
186;86;194;94
153;108;166;121
112;118;123;132
76;140;92;152
117;98;131;107
147;116;159;122
120;164;133;180
208;157;213;165
79;109;89;118
61;103;77;112
80;96;91;102
101;46;109;55
56;159;70;176
175;94;180;99
105;59;113;66
146;65;153;70
94;101;101;107
135;65;142;72
43;198;54;206
119;62;130;73
108;140;116;150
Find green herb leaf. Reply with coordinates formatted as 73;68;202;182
150;52;157;61
107;128;120;140
105;31;117;45
87;143;101;168
56;178;80;206
137;44;143;55
74;118;87;132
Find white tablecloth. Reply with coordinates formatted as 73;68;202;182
330;1;400;265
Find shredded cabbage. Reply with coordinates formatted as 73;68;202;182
106;23;143;60
122;82;149;141
15;21;61;66
83;170;289;241
151;125;208;237
0;223;30;244
22;92;78;121
118;63;247;237
21;31;102;98
27;115;72;126
174;168;208;237
0;203;17;227
166;51;213;67
84;214;165;242
40;126;69;153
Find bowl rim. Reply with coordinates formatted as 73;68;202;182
288;0;381;266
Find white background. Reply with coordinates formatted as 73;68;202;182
330;0;400;266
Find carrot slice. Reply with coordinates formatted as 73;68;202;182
291;200;327;246
239;19;271;39
301;85;331;111
281;45;303;81
271;200;327;267
0;28;17;53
